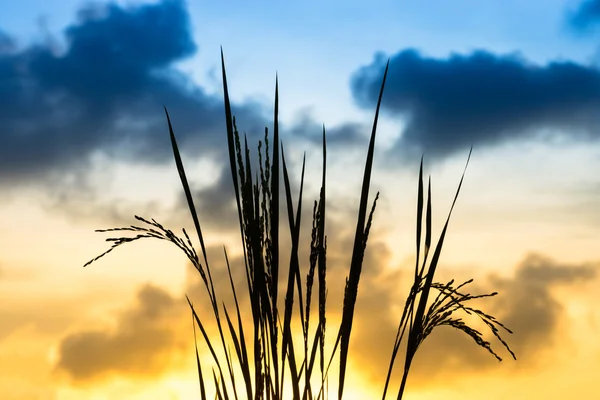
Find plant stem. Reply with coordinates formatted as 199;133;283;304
397;365;411;400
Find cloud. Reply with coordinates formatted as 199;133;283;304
0;0;353;231
0;0;269;189
55;284;189;383
567;0;600;33
0;29;15;52
285;107;368;147
488;253;596;352
350;49;600;163
59;197;599;390
175;165;239;233
348;252;598;388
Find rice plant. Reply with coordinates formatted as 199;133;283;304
84;49;516;399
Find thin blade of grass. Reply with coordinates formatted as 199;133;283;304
224;247;253;400
414;157;424;281
338;58;390;399
188;296;229;400
163;107;209;275
279;145;302;400
317;125;328;387
418;177;432;278
214;369;225;400
223;305;250;400
295;154;307;334
400;147;472;399
270;76;281;400
382;157;425;400
192;311;208;400
221;49;253;303
166;106;238;398
303;323;323;400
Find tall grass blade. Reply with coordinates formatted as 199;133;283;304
381;158;425;399
337;58;390;399
270;76;281;400
399;147;473;399
279;146;304;399
317;126;328;391
214;369;225;400
188;297;229;400
414;158;424;280
165;106;239;399
163;107;209;273
224;247;253;400
221;48;252;300
192;312;208;400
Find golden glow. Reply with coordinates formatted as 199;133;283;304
2;143;600;399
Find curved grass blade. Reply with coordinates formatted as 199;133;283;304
165;106;239;399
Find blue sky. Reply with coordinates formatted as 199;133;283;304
2;0;600;188
2;1;600;399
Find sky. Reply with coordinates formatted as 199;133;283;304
1;0;600;398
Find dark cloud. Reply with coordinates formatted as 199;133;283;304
55;284;188;383
350;49;600;163
0;0;269;189
177;166;239;233
286;107;367;147
169;132;334;235
0;29;15;52
568;0;600;33
0;0;351;232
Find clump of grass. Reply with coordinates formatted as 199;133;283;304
84;49;516;399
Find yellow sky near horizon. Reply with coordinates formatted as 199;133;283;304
1;136;599;399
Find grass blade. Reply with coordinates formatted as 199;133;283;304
270;76;281;400
317;126;328;389
337;58;390;399
224;247;253;400
399;147;473;398
279;145;303;399
192;311;208;400
188;296;229;400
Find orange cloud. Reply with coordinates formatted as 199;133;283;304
55;284;189;384
348;252;598;391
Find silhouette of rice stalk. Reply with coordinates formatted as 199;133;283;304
84;50;516;399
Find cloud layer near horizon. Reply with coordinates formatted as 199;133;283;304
52;232;599;388
55;284;189;383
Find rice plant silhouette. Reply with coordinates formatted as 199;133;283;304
85;50;516;399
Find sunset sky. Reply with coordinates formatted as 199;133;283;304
1;0;600;398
